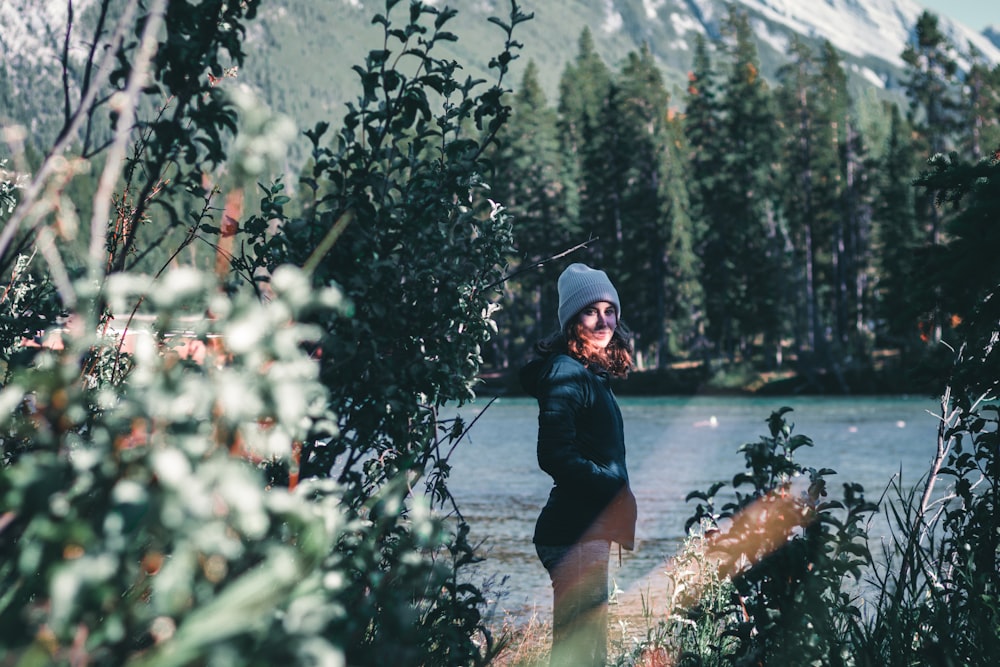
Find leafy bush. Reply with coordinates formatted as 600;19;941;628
674;408;875;666
855;395;1000;666
1;1;532;664
609;521;738;667
233;2;533;662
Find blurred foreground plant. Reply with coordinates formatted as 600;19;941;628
0;265;353;665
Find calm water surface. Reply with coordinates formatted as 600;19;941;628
443;394;942;621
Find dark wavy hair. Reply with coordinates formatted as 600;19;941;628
535;319;633;378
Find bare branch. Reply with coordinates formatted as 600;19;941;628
88;0;168;281
35;227;75;309
80;0;114;153
61;0;75;127
0;0;140;264
482;236;597;292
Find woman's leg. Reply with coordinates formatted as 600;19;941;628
536;540;611;667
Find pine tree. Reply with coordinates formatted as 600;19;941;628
962;48;1000;161
776;37;823;362
683;33;721;362
839;112;877;362
903;11;963;159
583;79;628;272
612;44;699;368
701;8;785;363
815;41;875;362
657;115;703;365
684;34;721;202
492;60;570;358
902;11;963;343
777;38;875;373
557;28;614;266
873;104;922;352
558;28;612;156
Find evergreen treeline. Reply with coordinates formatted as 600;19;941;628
490;9;1000;390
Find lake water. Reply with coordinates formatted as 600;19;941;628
442;394;944;622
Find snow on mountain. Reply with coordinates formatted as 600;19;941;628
0;0;98;70
603;0;1000;91
985;25;1000;50
727;0;1000;68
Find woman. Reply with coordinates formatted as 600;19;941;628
520;263;638;667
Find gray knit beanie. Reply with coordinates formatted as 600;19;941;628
557;263;621;330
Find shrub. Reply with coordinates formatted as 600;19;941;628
0;1;532;664
677;408;875;666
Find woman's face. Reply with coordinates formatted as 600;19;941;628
576;301;617;349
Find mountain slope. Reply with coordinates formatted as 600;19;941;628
236;0;1000;148
3;0;998;164
733;0;999;69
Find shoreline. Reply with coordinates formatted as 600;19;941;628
477;358;940;399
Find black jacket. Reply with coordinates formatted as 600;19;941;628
521;353;637;549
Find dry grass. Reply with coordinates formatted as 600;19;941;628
487;609;551;666
487;572;671;666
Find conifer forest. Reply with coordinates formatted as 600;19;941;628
489;11;1000;393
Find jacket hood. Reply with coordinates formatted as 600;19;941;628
519;357;547;398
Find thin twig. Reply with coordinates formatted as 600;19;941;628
61;0;75;127
109;228;200;381
303;210;355;276
88;0;168;282
483;237;597;292
0;247;38;306
108;188;215;381
80;0;114;153
918;383;957;519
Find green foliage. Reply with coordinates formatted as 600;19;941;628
612;44;699;368
848;143;1000;667
489;7;1000;381
4;2;1000;664
489;59;575;363
776;37;873;369
11;3;1000;381
558;26;615;267
689;7;788;364
1;1;533;665
916;150;1000;392
873;104;923;351
852;393;1000;665
239;0;528;488
0;252;62;383
0;159;23;215
235;1;535;663
963;50;1000;160
626;149;1000;667
681;408;876;666
105;0;262;274
902;11;963;155
0;266;349;665
611;523;739;667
